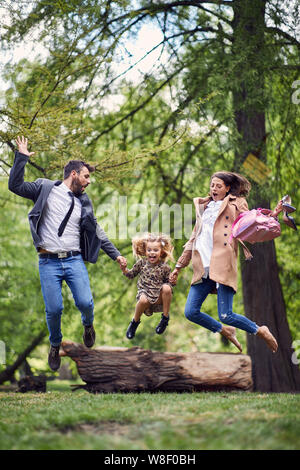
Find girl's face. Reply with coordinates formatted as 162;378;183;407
146;241;163;264
210;177;230;201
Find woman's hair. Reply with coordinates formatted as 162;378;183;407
132;233;174;262
211;171;251;197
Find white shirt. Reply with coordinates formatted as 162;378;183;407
39;183;82;253
195;199;223;277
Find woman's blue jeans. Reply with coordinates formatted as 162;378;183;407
184;277;258;334
39;254;94;346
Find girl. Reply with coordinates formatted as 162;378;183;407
169;171;278;353
122;233;175;339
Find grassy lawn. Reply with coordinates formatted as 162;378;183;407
0;381;299;450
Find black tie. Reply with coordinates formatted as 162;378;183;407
58;191;75;237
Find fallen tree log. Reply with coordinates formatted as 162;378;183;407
60;341;253;393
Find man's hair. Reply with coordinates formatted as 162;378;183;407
63;160;95;179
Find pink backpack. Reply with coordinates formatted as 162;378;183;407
229;208;281;259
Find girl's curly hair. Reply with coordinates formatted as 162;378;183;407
132;233;174;262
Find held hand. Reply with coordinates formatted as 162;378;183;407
16;136;35;157
169;269;179;285
116;256;127;271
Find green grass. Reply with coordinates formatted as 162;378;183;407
0;381;300;450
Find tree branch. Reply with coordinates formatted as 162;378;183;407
270;65;300;71
266;27;300;48
88;64;187;146
196;4;232;25
89;1;233;37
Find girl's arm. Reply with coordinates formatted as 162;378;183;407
123;259;144;279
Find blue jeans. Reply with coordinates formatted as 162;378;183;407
39;254;94;346
184;277;258;334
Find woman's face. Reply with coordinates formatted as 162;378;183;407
210;177;230;201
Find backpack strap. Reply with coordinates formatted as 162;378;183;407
237;238;253;260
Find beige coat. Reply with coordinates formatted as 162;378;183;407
176;194;249;292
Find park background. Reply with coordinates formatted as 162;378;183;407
0;0;299;450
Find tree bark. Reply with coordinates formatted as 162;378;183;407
60;341;253;393
232;0;300;391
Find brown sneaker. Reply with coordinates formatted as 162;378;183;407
48;345;61;371
83;324;96;348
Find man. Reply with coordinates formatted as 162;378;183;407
9;136;127;371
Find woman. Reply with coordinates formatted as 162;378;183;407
169;171;278;353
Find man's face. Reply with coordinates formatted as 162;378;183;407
71;167;91;196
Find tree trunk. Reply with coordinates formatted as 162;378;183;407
0;330;46;385
60;341;253;393
232;0;300;391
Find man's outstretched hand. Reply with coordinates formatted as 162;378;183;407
16;136;35;157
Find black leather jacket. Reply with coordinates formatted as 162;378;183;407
8;152;121;263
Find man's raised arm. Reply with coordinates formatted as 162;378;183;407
8;136;41;201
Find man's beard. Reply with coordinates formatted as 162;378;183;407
71;176;84;196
